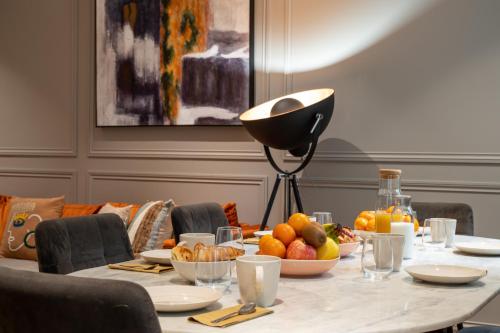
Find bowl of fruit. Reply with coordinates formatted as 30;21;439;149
323;223;361;257
258;213;340;276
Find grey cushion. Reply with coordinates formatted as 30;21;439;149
171;202;229;243
35;213;134;274
412;202;474;236
0;266;161;333
0;258;38;272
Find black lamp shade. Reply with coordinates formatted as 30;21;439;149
239;89;334;152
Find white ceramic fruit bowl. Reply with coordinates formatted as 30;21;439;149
339;241;360;257
280;257;339;276
170;260;228;283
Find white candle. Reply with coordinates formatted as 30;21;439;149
391;222;414;259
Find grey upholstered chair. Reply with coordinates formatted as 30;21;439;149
171;202;229;243
0;267;161;333
35;213;134;274
412;202;474;236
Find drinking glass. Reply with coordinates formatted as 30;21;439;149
216;226;244;282
361;234;394;280
312;212;333;225
194;246;231;292
216;226;244;251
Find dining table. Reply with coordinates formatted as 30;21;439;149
70;235;500;333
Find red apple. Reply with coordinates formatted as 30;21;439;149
286;239;317;260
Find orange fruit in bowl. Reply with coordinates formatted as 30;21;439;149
259;234;274;248
287;213;310;236
272;223;296;247
359;211;375;220
259;237;286;258
354;217;368;230
366;217;376;231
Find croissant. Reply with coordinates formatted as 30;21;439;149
171;246;193;262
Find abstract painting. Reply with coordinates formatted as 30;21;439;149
96;0;253;126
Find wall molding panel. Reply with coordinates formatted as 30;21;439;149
300;177;500;195
87;170;269;205
0;169;78;200
0;0;78;158
285;151;500;165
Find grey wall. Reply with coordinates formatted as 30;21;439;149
0;0;498;325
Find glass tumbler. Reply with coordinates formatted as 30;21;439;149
195;246;231;292
361;234;394;280
312;212;333;225
216;226;244;282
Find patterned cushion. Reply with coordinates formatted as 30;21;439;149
128;200;175;254
0;196;65;261
223;202;240;227
98;203;133;225
107;202;141;226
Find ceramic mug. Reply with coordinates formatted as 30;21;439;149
236;255;281;307
423;218;457;248
179;233;215;250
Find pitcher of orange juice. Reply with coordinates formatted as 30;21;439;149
375;169;402;233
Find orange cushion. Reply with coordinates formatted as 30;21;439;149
62;204;101;217
0;195;12;247
162;238;176;249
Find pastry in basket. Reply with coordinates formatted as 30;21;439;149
172;242;245;262
171;245;193;262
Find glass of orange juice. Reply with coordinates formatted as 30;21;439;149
375;210;391;233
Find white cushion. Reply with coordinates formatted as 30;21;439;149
0;257;39;272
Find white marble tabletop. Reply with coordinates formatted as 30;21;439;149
70;235;500;333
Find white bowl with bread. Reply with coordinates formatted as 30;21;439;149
171;243;245;283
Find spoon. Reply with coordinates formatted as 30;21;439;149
210;303;257;323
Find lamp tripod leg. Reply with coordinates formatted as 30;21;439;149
291;174;304;213
259;174;282;231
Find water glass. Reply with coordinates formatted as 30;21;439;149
422;218;457;249
362;234;403;279
216;226;244;251
194;246;231;292
312;212;333;225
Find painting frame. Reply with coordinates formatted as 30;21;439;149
95;0;255;127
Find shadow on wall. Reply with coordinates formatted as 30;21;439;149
298;138;379;227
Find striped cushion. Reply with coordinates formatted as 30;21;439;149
127;200;175;254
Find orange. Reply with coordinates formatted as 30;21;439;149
272;223;296;247
259;238;286;258
386;206;395;214
359;211;375;220
354;217;368;230
366;217;376;231
259;234;274;248
287;213;310;236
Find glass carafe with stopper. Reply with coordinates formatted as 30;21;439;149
375;169;402;233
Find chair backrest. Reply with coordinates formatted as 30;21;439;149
35;213;134;274
171;202;229;242
0;267;161;333
412;202;474;235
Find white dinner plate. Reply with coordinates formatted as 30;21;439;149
405;264;487;284
144;285;222;312
140;249;172;265
254;230;273;238
455;241;500;256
